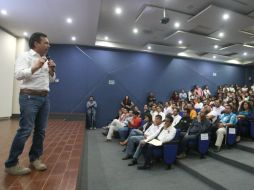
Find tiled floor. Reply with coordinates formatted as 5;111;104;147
0;119;85;190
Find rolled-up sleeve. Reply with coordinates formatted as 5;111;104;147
15;55;32;80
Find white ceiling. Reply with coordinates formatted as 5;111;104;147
1;0;254;64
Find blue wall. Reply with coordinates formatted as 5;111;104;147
49;44;246;126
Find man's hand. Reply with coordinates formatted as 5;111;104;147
31;58;46;74
48;60;56;72
48;60;56;76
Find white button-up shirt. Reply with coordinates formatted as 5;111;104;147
15;49;56;91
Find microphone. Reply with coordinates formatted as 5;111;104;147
46;54;51;60
46;54;55;72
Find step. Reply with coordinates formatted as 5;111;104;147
208;148;254;174
236;141;254;153
178;154;254;190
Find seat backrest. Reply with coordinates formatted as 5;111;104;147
226;126;236;145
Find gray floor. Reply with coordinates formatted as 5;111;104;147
86;129;213;190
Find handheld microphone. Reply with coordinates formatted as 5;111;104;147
46;54;55;72
46;54;51;60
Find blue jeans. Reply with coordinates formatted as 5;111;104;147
5;94;50;168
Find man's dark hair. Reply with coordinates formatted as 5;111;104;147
155;114;162;120
29;32;47;49
133;111;140;116
165;115;174;123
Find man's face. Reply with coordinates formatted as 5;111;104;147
215;100;220;107
173;109;178;116
154;117;162;125
224;106;231;113
35;37;50;56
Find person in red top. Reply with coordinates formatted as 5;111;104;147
128;111;142;129
119;111;141;140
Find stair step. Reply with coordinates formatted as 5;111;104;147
236;141;254;153
208;149;254;174
178;154;254;190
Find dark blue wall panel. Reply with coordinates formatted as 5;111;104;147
48;45;246;126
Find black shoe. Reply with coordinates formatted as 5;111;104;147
213;146;221;152
137;164;151;170
128;159;137;166
102;132;108;136
122;155;132;160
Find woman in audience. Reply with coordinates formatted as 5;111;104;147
121;96;134;110
171;91;180;102
236;101;253;142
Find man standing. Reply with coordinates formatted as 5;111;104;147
5;32;56;175
86;96;97;130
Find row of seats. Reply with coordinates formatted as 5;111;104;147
154;121;254;169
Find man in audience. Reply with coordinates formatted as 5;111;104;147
207;100;225;123
214;104;237;152
171;108;182;127
105;109;132;141
177;110;211;159
137;115;176;170
175;109;192;137
150;105;158;121
122;115;163;162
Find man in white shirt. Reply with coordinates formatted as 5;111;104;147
123;115;163;162
137;115;176;170
5;32;56;175
172;108;182;127
207;100;225;123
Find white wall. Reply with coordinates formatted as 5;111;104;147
12;38;29;114
0;29;16;118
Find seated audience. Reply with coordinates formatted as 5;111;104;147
120;113;153;146
236;101;253;142
214;105;238;152
177;110;211;159
137;115;176;170
105;110;132;141
118;111;141;140
121;95;134;110
122;115;163;163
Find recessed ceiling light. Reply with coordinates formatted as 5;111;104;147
214;45;219;49
243;52;248;56
178;40;183;44
133;28;138;34
222;13;230;20
115;7;122;15
174;22;180;28
213;55;216;59
23;32;28;36
71;36;76;41
1;9;7;15
147;46;151;50
66;18;72;24
104;36;109;40
218;32;224;38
